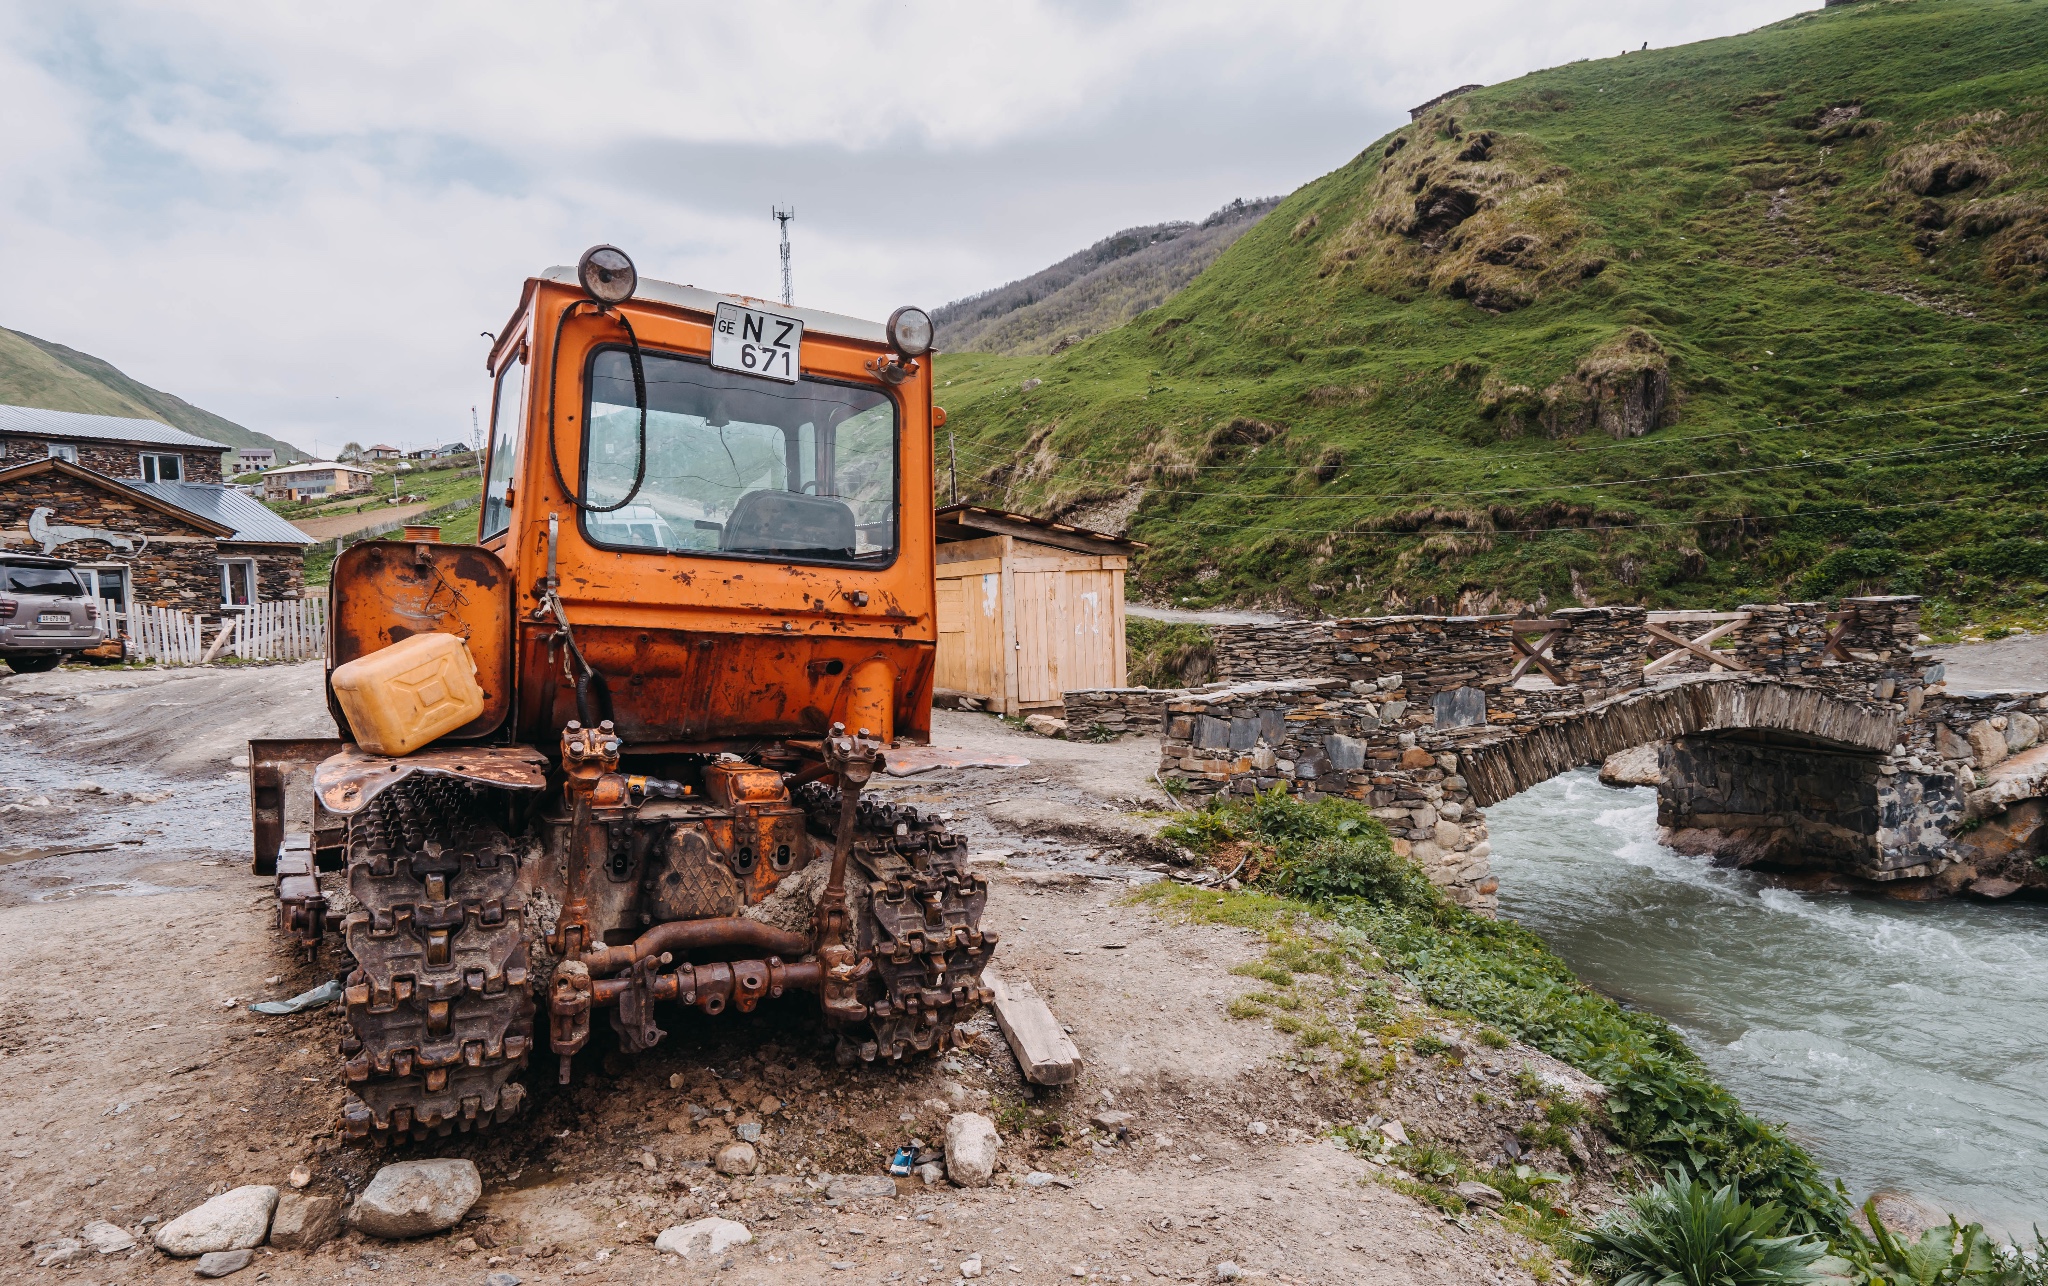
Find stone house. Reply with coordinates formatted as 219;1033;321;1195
0;403;228;483
0;450;313;623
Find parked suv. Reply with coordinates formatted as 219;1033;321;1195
0;555;105;673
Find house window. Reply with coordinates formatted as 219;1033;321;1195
79;566;130;625
47;443;78;463
220;559;258;608
140;452;184;483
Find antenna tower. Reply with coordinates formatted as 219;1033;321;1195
772;206;795;306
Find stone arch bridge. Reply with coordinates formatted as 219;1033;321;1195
1065;596;2048;912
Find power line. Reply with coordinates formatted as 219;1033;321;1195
944;384;2044;474
952;425;2047;506
1126;498;1950;542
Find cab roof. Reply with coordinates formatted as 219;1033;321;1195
537;267;888;346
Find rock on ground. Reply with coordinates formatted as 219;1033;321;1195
655;1217;753;1259
35;1239;84;1268
348;1159;481;1239
195;1248;255;1277
153;1185;278;1256
1023;713;1067;738
713;1141;758;1176
79;1219;135;1254
1599;743;1662;787
946;1112;1000;1187
823;1174;897;1200
269;1191;342;1251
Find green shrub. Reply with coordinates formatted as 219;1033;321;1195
1126;618;1214;689
1581;1175;1839;1286
1144;786;1850;1235
1843;1199;2025;1286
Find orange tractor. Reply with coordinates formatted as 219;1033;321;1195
250;248;997;1142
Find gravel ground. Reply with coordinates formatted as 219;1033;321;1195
0;663;1572;1285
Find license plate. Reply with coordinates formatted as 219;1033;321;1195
37;613;68;624
710;302;802;383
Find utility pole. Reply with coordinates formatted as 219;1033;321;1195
773;206;795;306
948;428;958;504
472;406;484;478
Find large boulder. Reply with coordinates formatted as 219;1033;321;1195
1598;743;1662;788
946;1113;1000;1188
655;1217;752;1260
349;1159;481;1239
153;1186;278;1256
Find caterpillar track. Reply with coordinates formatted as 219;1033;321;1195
795;785;997;1061
337;778;535;1143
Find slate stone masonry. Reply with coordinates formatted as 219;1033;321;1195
1103;595;2048;911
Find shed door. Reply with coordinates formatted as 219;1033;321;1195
1060;570;1120;692
935;569;1004;702
1012;569;1067;706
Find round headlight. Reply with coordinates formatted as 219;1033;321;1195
577;245;637;305
886;306;934;358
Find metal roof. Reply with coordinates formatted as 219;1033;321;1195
0;403;230;451
127;481;315;546
538;267;890;345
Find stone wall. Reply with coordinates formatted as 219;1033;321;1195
0;467;302;616
1062;687;1175;739
1658;736;1961;880
1;434;224;484
1154;679;1496;909
1122;595;2048;909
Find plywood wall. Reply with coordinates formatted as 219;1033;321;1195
936;534;1127;714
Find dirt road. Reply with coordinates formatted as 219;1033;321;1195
0;664;1558;1285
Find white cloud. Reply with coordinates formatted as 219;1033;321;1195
0;0;1813;451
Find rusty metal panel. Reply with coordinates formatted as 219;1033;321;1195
314;743;551;816
331;541;514;740
248;736;345;873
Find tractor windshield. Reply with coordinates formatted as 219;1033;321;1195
581;348;896;565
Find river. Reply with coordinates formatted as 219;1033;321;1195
1487;768;2048;1236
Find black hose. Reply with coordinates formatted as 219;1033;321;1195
544;299;649;514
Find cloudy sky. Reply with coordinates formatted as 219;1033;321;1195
0;1;1811;456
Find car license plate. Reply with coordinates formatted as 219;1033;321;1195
710;302;802;383
37;612;68;624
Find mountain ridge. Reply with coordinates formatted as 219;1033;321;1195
934;197;1280;355
0;325;307;462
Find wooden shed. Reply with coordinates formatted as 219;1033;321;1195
933;504;1144;716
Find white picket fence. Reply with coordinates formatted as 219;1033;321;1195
232;597;328;662
125;598;327;666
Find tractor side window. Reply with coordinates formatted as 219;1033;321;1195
581;347;896;565
481;356;526;540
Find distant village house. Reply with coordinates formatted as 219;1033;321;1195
260;460;376;502
0;404;313;623
362;444;403;461
235;447;277;472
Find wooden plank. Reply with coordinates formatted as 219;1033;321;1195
982;965;1082;1086
1644;621;1751;673
1646;610;1750;625
1643;613;1750;676
1111;568;1127;689
998;544;1021;716
935;556;1004;580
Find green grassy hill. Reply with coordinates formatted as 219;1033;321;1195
0;326;307;461
935;0;2048;636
